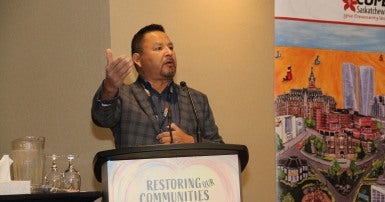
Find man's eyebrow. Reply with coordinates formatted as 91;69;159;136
152;42;173;47
152;42;163;46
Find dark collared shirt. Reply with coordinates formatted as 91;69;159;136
138;77;180;132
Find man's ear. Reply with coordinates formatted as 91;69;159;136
132;53;141;67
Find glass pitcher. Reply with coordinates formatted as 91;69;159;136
10;136;45;193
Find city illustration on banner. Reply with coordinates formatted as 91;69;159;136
275;1;385;201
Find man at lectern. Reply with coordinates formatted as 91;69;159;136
91;24;224;148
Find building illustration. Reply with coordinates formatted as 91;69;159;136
275;53;385;201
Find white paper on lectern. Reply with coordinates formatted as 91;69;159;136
106;154;240;202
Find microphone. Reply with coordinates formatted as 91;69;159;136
180;81;202;143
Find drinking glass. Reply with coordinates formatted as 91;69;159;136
43;154;62;193
11;136;45;193
62;154;81;192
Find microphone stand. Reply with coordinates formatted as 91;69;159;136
180;81;202;143
168;108;173;144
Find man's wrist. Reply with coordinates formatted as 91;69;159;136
97;94;118;107
101;79;118;100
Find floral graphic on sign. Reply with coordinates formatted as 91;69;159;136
343;0;357;12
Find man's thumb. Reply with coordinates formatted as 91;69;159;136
105;48;113;65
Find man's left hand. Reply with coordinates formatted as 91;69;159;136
156;123;195;144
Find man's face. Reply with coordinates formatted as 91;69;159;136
136;31;177;81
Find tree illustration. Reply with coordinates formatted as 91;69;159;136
282;192;295;202
276;133;284;151
356;142;365;159
350;160;357;180
329;160;341;178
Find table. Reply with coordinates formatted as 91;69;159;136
0;191;102;202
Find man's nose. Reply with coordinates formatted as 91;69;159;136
165;47;173;55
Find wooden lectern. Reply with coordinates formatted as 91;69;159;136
93;143;248;202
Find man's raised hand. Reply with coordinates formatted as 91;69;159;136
101;49;133;100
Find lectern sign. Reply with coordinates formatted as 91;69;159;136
106;154;240;202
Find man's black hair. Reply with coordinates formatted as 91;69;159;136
131;24;165;55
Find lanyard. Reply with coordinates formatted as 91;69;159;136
141;81;174;131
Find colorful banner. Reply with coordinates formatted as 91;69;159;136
275;0;385;201
276;0;385;26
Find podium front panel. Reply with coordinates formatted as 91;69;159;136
102;154;241;202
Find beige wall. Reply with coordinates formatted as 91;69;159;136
0;0;113;192
0;0;275;201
